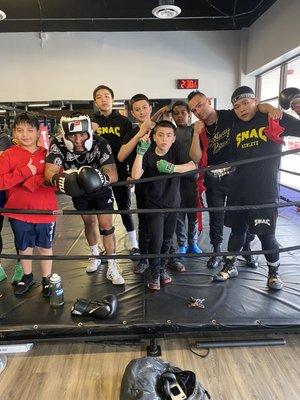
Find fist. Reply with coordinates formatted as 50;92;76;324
137;139;151;156
194;120;205;136
157;159;175;174
78;166;110;194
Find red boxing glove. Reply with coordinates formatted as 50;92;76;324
264;118;285;145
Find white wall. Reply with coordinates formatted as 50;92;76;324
0;31;240;108
245;0;300;75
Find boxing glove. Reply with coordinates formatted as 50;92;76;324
77;166;110;194
136;140;151;156
52;170;85;197
157;159;175;174
279;87;300;110
71;294;117;319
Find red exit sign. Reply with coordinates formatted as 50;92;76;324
177;79;198;89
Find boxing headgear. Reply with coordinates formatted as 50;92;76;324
279;87;300;110
60;115;93;152
231;86;255;105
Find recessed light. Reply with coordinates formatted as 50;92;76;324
152;1;181;19
0;10;6;21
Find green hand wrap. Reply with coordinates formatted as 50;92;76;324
157;159;175;174
137;140;151;156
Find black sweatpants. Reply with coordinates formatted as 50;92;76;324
205;173;232;247
112;185;135;232
147;212;177;274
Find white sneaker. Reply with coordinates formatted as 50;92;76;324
106;263;125;285
86;258;101;273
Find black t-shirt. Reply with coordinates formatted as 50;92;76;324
229;111;300;204
141;142;182;209
46;133;115;197
122;125;140;172
205;109;234;165
91;110;133;180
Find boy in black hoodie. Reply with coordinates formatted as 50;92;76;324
91;85;139;255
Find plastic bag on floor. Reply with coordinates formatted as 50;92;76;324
120;356;210;400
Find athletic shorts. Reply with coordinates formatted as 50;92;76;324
10;219;56;250
225;207;278;235
72;189;114;212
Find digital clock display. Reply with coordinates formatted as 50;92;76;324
177;79;199;89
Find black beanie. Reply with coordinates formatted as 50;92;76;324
231;86;255;105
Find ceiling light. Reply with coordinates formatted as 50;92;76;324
0;10;6;21
152;1;181;19
0;109;6;113
28;103;50;108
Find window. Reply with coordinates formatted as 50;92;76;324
257;56;300;192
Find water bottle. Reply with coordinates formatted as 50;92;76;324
49;273;64;307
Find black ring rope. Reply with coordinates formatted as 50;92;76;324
1;245;300;261
111;147;300;186
1;200;299;216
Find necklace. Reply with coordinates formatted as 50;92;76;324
205;118;218;137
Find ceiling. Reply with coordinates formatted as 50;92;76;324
0;0;278;32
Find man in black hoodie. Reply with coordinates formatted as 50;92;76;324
91;85;139;255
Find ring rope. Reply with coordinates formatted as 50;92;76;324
1;200;299;216
1;245;300;261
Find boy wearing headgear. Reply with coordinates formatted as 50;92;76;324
45;113;125;285
214;86;300;289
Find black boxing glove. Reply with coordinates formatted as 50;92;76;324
52;170;85;197
77;166;110;194
71;294;117;319
279;87;300;110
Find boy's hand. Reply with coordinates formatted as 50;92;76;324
194;120;205;136
137;139;151;156
27;158;37;175
139;118;155;137
157;159;175;174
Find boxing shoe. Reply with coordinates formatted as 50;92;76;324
178;246;187;254
107;261;125;285
86;258;101;273
14;273;35;296
213;258;238;282
164;258;186;272
267;266;283;290
71;294;118;319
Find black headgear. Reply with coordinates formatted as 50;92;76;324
231;86;255;105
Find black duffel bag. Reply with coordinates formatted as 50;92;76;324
120;357;210;400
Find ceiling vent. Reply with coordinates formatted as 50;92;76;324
0;10;6;21
152;0;181;19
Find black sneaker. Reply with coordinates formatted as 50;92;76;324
207;256;221;269
160;269;172;285
134;259;149;274
42;277;51;298
268;266;283;290
130;247;140;256
147;272;160;290
242;255;259;269
14;273;35;296
166;259;186;272
213;258;238;282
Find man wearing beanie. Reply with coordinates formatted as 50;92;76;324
214;86;300;290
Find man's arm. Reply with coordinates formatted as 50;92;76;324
281;113;300;137
100;163;118;183
44;162;61;183
151;105;170;122
258;103;283;120
189;120;204;163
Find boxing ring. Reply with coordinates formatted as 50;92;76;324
0;152;300;346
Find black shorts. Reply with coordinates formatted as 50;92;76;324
225;206;278;235
72;189;114;212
